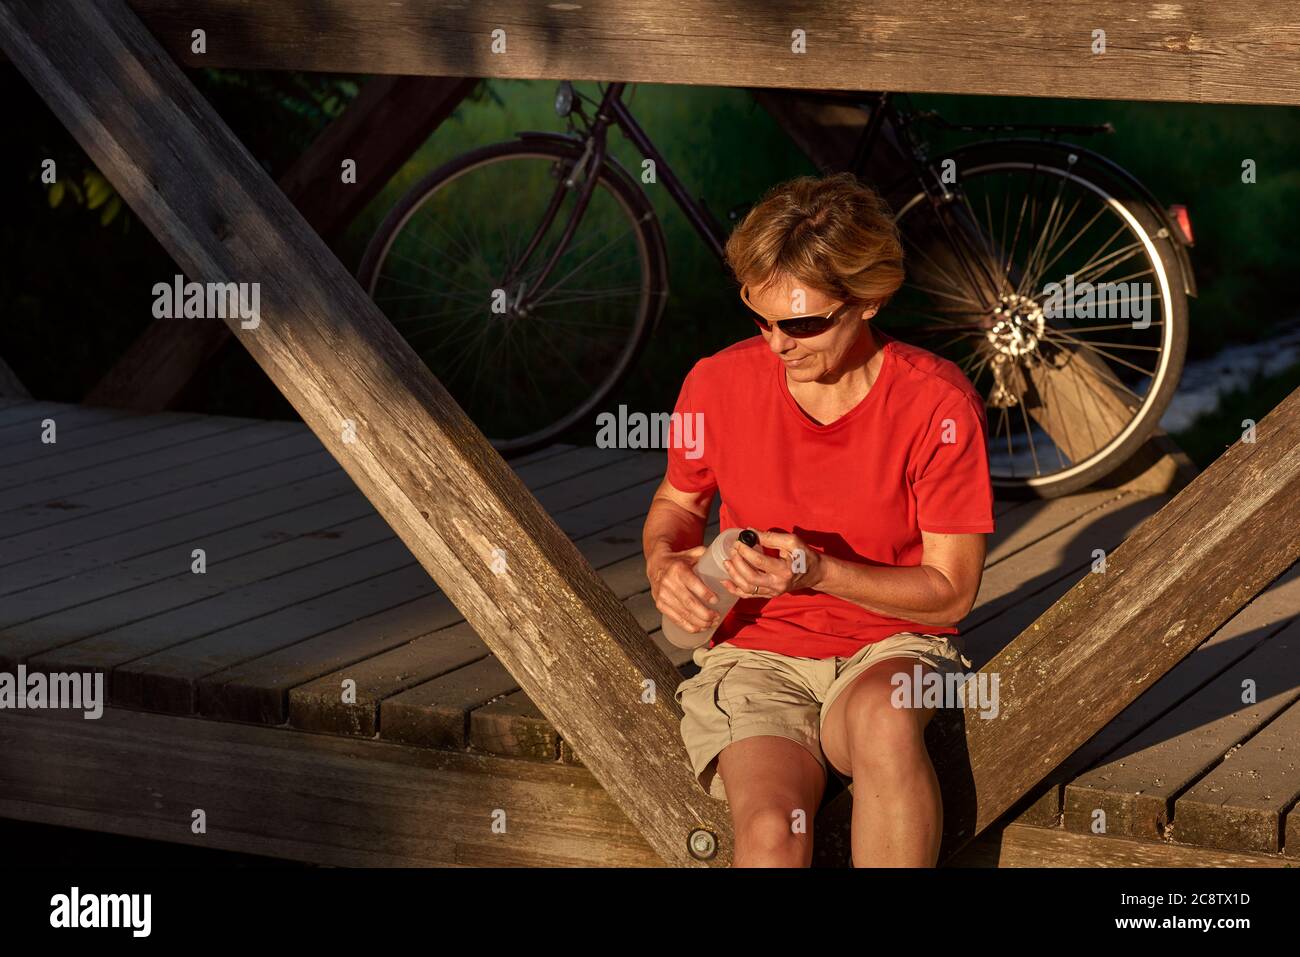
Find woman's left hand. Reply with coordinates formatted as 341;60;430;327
722;530;824;600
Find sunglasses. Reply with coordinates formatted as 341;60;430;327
740;284;849;338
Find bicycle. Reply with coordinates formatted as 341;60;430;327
358;82;1194;498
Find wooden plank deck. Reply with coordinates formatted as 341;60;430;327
1;399;1297;866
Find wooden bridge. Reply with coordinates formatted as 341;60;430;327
1;397;1296;866
0;0;1298;867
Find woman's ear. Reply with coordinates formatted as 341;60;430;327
860;300;882;321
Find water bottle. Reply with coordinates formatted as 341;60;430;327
662;527;761;649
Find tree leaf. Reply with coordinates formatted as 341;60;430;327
100;195;123;227
84;170;110;209
48;181;65;208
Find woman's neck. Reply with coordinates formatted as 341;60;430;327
785;326;886;424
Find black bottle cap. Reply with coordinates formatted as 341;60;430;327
738;529;760;548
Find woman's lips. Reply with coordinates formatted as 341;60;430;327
782;355;806;365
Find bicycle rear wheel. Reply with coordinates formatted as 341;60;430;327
357;138;667;456
887;141;1189;498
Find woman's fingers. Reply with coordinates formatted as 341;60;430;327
723;556;760;592
734;541;784;574
663;594;716;632
720;578;755;598
756;530;800;556
680;571;721;608
663;604;701;633
662;571;721;630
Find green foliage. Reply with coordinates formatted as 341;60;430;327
199;69;359;126
1171;359;1300;469
4;71;1297;426
337;81;1300;433
45;169;125;228
4;67;362;406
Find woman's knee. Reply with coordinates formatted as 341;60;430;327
717;736;824;864
839;669;933;774
733;802;808;860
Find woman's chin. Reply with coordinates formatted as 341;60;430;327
784;362;822;381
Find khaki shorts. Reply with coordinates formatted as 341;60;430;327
674;632;973;802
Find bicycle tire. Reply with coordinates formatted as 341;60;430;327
357;136;670;458
889;140;1190;499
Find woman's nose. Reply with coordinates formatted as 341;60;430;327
767;328;795;351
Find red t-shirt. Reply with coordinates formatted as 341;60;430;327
665;330;995;659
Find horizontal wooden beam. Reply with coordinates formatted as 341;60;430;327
0;0;732;866
126;0;1300;106
987;823;1290;868
5;706;1288;868
0;707;660;867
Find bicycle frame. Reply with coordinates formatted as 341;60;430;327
506;81;1120;316
501;82;727;305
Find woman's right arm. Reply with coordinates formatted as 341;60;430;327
643;476;723;635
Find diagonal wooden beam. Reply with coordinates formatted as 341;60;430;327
277;74;478;245
929;387;1299;857
11;0;1289;870
0;0;732;866
85;73;475;412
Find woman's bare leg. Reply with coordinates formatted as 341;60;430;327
820;659;941;867
716;735;827;867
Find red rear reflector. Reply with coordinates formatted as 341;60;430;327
1168;204;1194;246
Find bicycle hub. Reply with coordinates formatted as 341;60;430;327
987;293;1045;359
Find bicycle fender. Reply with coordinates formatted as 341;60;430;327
940;138;1197;298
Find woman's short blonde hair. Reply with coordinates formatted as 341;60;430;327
724;171;905;310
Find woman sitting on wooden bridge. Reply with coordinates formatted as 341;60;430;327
644;172;994;867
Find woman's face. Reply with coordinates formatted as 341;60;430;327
745;279;880;383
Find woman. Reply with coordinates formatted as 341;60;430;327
643;172;994;867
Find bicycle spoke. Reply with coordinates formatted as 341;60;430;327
904;235;989;303
1025;199;1108;290
889;149;1183;489
1045;327;1157;380
1017;172;1071;298
384;250;486;298
526;218;644;310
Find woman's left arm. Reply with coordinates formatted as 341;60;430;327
722;530;986;629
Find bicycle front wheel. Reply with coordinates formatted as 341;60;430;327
888;141;1190;498
357;138;666;456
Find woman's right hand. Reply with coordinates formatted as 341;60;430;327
648;545;721;635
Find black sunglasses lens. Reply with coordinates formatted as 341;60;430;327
781;314;836;338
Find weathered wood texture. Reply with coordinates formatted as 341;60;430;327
1173;697;1300;853
1064;613;1300;845
988;823;1291;868
4;400;1299;865
0;706;661;867
85;74;474;411
927;384;1300;859
0;702;1289;869
0;0;731;866
125;0;1300;106
1009;562;1300;830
